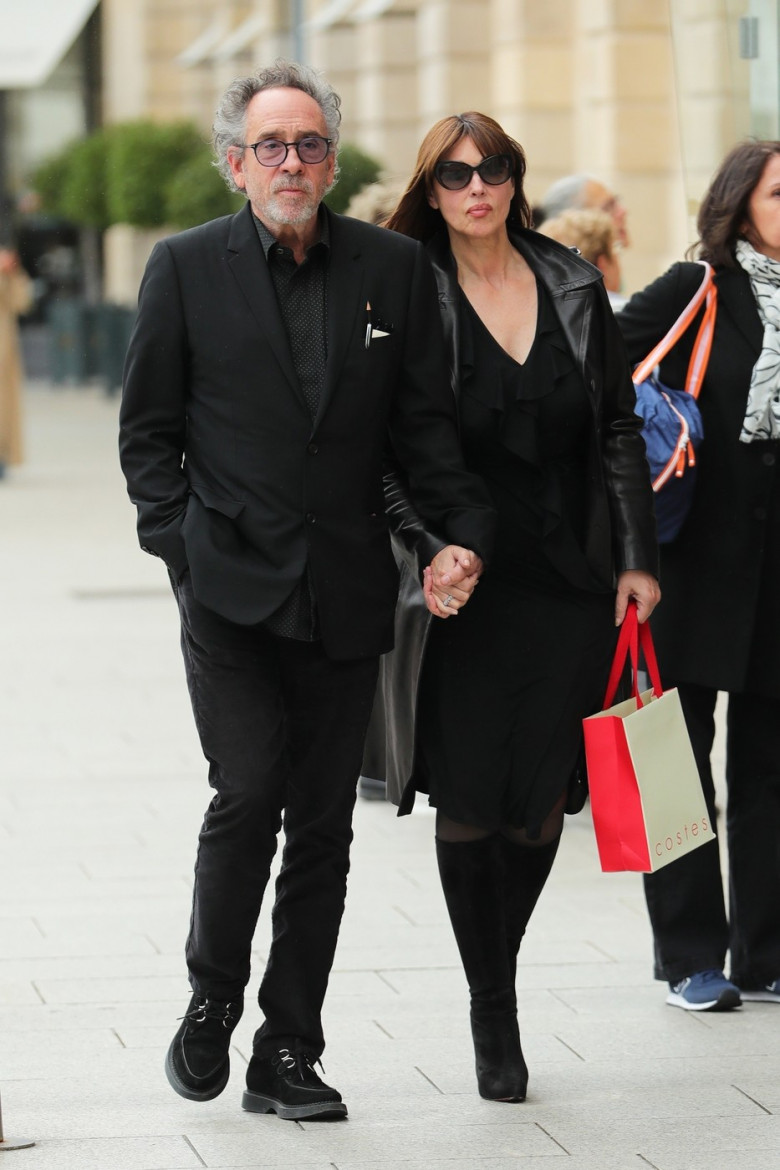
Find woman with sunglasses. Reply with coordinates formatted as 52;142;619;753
371;113;659;1102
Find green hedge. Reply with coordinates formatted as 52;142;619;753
32;122;382;229
164;144;244;228
107;121;203;227
60;129;111;229
324;143;382;214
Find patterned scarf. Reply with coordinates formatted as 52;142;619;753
736;239;780;442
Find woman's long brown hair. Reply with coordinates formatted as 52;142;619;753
694;139;780;267
386;112;532;241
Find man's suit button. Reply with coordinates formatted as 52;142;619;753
763;452;776;466
306;512;316;524
307;443;319;455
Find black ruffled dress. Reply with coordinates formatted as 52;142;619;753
414;280;618;835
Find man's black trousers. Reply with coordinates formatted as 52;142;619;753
172;570;379;1058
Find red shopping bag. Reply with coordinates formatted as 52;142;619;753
583;602;715;873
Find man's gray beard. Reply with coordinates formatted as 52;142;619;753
264;188;320;227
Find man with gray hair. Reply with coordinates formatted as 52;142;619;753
119;61;494;1121
540;172;630;248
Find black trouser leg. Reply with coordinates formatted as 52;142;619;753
500;834;561;986
435;836;527;1101
176;575;286;1000
254;643;378;1058
174;573;377;1056
642;683;729;982
726;691;780;988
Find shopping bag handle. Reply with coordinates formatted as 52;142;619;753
601;601;665;710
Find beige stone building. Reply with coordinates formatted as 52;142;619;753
5;1;777;301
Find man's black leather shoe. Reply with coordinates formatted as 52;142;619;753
165;994;243;1101
242;1048;348;1119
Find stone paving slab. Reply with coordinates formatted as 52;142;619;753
1;383;777;1170
0;1136;204;1170
186;1118;562;1164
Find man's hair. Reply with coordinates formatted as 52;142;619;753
212;59;342;193
540;174;591;220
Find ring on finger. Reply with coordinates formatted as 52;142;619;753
442;593;454;607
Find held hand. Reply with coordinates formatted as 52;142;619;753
430;545;484;589
423;565;481;619
615;570;661;626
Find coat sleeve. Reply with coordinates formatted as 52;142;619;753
616;262;704;366
383;456;450;580
118;241;190;578
594;281;659;577
385;242;496;564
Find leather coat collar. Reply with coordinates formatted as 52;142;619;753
425;225;604;398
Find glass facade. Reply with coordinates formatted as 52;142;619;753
744;0;780;137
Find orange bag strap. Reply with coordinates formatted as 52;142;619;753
631;261;718;394
683;279;717;400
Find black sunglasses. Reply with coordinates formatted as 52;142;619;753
434;154;513;191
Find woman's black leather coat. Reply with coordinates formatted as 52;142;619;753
364;226;658;808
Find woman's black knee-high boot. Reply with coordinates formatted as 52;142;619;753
500;834;561;985
435;836;528;1102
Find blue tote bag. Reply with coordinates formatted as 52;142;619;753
631;261;717;543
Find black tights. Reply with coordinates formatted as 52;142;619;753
435;791;567;848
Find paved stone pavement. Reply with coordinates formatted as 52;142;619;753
1;382;778;1170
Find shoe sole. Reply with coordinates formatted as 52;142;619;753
242;1089;348;1120
665;989;742;1011
739;990;780;1002
479;1089;527;1103
165;1045;230;1102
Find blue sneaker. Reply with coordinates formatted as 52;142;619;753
666;969;741;1011
740;978;780;1003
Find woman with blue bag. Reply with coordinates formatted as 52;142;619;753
617;139;780;1012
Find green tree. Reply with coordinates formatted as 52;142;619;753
31;145;72;219
165;145;244;229
105;120;205;228
31;125;385;230
60;129;111;229
324;143;382;214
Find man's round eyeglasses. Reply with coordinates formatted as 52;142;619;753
243;136;332;167
434;154;513;192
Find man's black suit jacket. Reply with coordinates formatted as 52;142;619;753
119;202;495;660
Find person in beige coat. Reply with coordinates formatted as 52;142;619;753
0;248;33;475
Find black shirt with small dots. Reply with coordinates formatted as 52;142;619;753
253;212;329;641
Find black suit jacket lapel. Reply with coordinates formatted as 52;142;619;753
226;203;300;396
318;209;365;425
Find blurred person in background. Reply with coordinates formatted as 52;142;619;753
617;139;780;1013
345;177;404;227
0;247;33;478
539;173;630;249
539;207;626;309
371;111;658;1104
